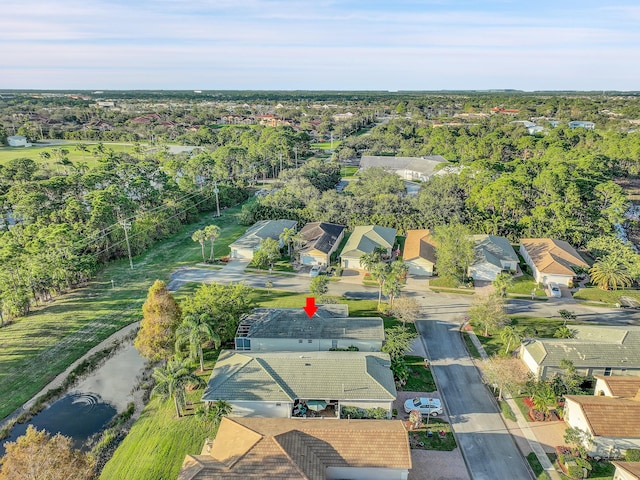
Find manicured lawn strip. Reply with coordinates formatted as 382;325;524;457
498;400;516;421
572;287;640;305
589;460;615;479
462;332;482;359
311;141;342;151
526;452;549;480
428;277;459;288
98;396;210;480
514;396;533;422
403;356;436;391
0;204;247;420
429;287;476;295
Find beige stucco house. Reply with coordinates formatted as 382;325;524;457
612;462;640;480
519;238;588;286
178;417;412;480
229;219;297;260
403;229;437;276
468;234;518;281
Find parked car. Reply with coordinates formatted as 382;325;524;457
309;265;321;277
549;283;561;298
403;397;443;415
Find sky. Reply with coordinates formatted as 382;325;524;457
2;0;640;91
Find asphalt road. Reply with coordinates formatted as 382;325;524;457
419;319;534;480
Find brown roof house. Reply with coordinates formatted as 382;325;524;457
563;392;640;457
403;229;437;276
298;222;346;267
594;375;640;398
519;238;588;286
178;417;412;480
521;325;640;380
612;462;640;480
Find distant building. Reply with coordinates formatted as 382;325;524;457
568;121;595;130
360;155;447;182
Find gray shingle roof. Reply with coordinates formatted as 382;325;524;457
471;234;518;269
202;351;397;402
523;325;640;369
298;222;346;255
229;219;297;251
237;308;384;341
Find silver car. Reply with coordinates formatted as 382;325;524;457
404;397;443;415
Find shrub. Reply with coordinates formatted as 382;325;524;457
366;407;388;419
565;461;583;479
340;406;366;419
626;449;640;462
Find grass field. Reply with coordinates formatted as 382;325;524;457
0;203;248;420
310;141;341;150
507;273;543;297
403;356;436;391
0;142;137;170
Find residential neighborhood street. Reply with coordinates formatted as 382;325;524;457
419;319;534;480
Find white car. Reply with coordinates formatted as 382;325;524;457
309;265;321;277
403;397;443;416
549;283;561;298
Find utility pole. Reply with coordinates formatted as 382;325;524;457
213;180;220;217
121;220;134;269
294;147;298;168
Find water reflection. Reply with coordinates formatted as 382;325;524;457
0;392;116;455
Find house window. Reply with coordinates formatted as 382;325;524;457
604;367;612;376
298;339;303;343
308;339;313;344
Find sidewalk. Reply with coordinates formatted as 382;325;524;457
466;329;562;480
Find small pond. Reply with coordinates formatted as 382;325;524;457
0;392;116;455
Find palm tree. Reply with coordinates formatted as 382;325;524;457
196;400;233;429
279;227;297;258
532;382;556;420
554;326;575;339
500;325;523;354
175;315;220;372
203;225;221;261
192;229;207;261
589;256;632;290
151;357;205;418
493;272;513;298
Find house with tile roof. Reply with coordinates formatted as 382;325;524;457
177;417;412;480
340;225;397;270
359;155;447;182
229;219;297;260
594;375;640;398
202;350;397;418
403;229;437;276
519;238;588;286
298;222;346;267
468;235;518;281
234;307;384;352
612;461;640;480
563;393;640;457
520;325;640;380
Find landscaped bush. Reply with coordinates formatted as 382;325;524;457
366;407;388;419
626;449;640;461
340;406;389;419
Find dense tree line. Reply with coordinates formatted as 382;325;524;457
0;151;247;324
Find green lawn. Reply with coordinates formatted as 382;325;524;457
340;165;358;176
462;332;482;359
408;419;457;451
514;396;533;422
99;394;210;480
526;452;550;480
507;273;543;297
498;399;516;421
572;286;640;306
472;316;571;358
403;356;436;392
0;142;137;169
0;203;247;420
310;141;341;150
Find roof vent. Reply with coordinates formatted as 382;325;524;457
305;363;311;366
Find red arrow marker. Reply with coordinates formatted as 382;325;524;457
303;297;318;318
